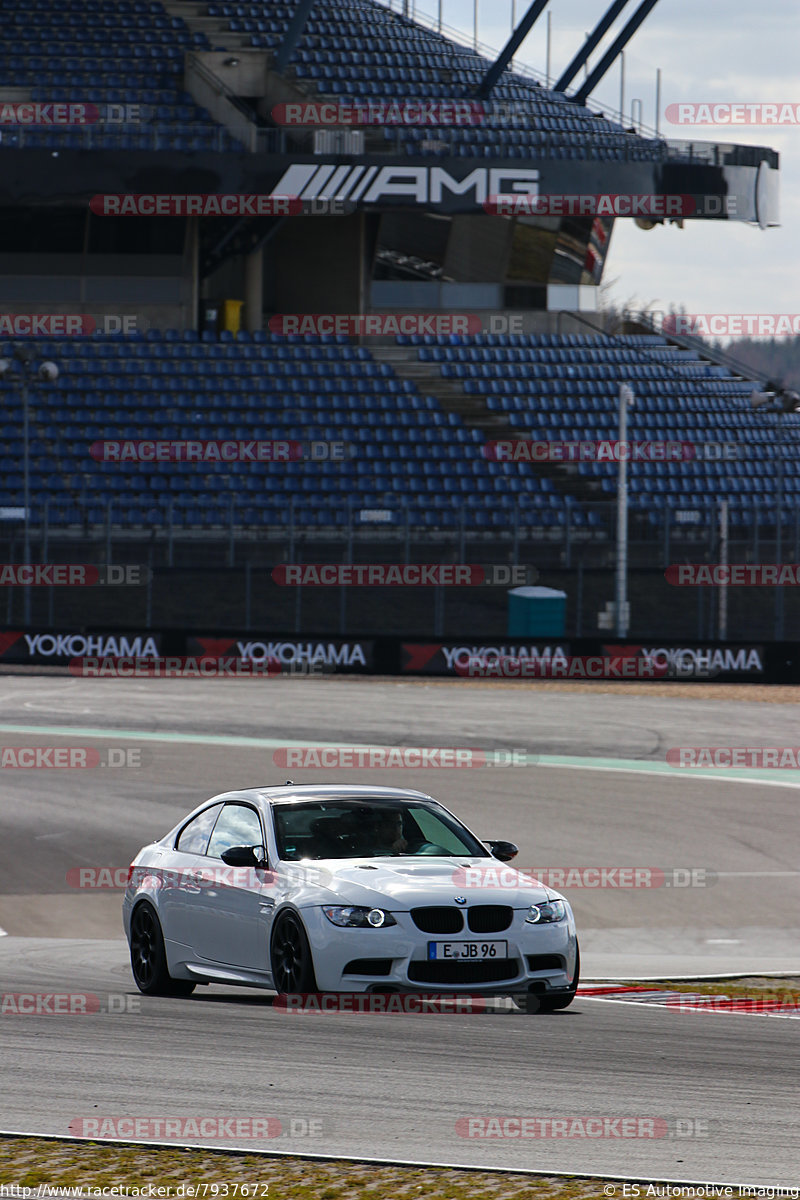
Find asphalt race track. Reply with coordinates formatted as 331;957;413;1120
0;675;799;1184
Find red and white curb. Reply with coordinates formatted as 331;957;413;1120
577;983;800;1018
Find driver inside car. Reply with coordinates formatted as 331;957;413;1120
361;809;408;856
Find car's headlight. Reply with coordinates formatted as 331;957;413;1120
525;899;567;924
322;906;397;928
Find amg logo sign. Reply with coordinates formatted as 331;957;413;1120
271;164;539;209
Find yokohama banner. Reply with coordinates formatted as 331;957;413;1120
0;631;771;681
599;643;765;681
186;635;374;673
401;641;765;679
0;630;162;664
402;642;570;676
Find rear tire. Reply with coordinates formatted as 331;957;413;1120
130;901;196;997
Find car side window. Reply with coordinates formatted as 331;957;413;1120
410;808;475;854
175;804;224;855
207;803;265;860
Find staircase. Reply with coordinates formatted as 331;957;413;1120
370;345;505;432
162;2;236;46
165;1;395;156
369;344;608;506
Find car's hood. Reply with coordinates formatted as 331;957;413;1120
289;857;557;908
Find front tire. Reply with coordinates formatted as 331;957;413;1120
538;943;580;1012
130;901;196;996
271;911;318;993
514;943;580;1013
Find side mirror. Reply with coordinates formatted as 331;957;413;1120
485;840;519;863
220;845;266;868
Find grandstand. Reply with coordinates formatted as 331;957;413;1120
217;0;665;161
0;0;242;152
2;326;794;540
0;0;790;638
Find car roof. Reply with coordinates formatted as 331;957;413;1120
161;784;452;847
237;784;434;805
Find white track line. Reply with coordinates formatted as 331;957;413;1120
579;995;800;1019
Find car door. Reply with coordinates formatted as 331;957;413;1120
159;802;225;952
191;801;272;972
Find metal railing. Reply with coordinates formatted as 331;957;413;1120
558;306;765;390
373;0;664;139
0;123;255;153
373;0;780;169
662;139;778;169
3;497;797;567
631;308;779;391
3;497;798;639
4;117;770;168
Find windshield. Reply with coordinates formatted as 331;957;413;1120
272;799;490;861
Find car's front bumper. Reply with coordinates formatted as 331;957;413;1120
299;905;578;995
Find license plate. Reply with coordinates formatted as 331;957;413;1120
428;940;507;961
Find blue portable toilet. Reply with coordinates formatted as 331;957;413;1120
507;586;567;637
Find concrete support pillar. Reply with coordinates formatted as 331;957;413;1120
186;216;200;331
244;245;263;333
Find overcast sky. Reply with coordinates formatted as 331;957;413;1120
385;0;798;329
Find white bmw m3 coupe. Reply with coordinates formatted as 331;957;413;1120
123;783;579;1010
